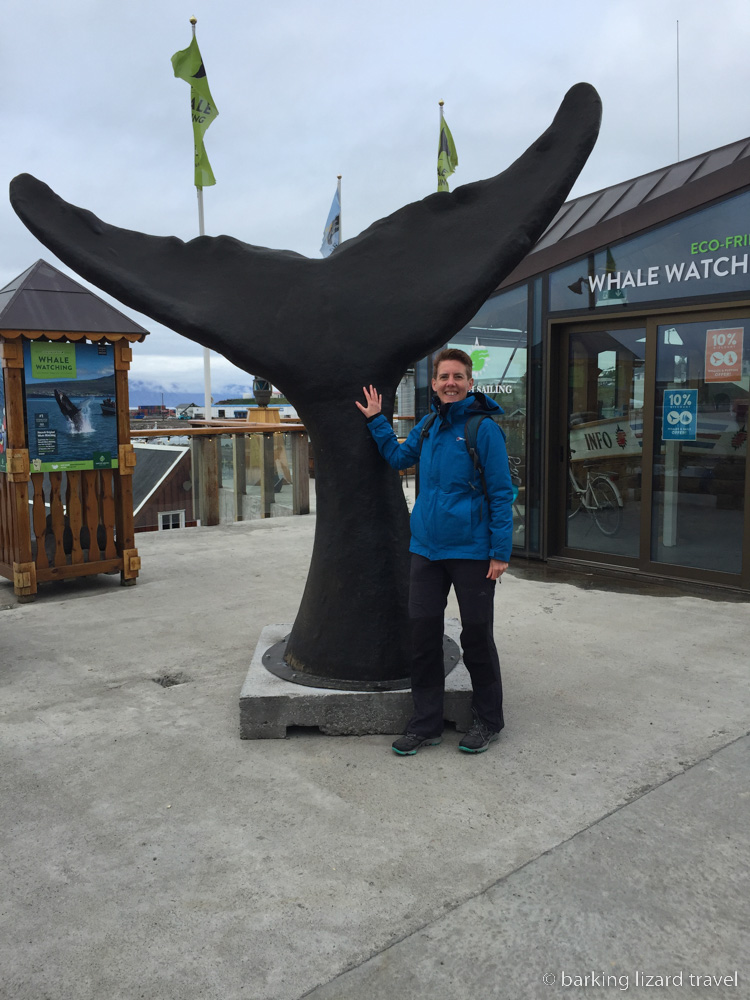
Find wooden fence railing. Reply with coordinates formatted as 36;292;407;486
130;422;310;527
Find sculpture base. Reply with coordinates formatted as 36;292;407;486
263;633;459;691
240;621;473;739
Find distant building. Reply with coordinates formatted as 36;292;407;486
132;404;175;419
132;443;195;531
181;403;299;420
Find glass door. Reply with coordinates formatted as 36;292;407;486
651;319;748;576
564;327;646;559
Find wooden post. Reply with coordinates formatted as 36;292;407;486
291;431;310;515
114;342;139;585
190;437;202;522
232;433;247;521
1;343;36;599
201;434;220;526
260;431;275;518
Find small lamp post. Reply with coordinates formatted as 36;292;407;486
253;377;272;408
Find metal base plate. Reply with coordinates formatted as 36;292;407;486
262;633;460;691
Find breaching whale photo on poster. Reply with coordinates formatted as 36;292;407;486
22;341;118;473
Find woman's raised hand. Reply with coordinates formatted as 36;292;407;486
355;385;382;419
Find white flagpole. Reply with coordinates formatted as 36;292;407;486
438;100;445;193
676;20;681;162
337;174;342;243
191;16;212;422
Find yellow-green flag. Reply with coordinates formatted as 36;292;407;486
437;116;458;192
171;35;219;188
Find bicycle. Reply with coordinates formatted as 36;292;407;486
508;455;524;527
568;451;623;536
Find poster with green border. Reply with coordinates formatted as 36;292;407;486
22;341;119;473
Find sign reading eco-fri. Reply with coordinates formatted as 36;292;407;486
22;341;118;473
589;227;750;301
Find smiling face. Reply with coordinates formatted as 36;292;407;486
432;358;474;404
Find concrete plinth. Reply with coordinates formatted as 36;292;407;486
239;619;472;739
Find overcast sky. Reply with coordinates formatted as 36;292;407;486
4;0;750;393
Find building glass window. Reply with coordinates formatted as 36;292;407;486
449;285;529;546
651;318;748;574
566;328;646;558
528;277;544;555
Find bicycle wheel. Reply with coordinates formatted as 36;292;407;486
568;484;584;519
590;477;622;536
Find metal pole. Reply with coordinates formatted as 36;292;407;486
677;21;680;161
191;17;212;422
336;174;342;243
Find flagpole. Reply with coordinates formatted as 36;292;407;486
676;20;681;162
438;100;445;193
189;16;212;422
337;175;342;243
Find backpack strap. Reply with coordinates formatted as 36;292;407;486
417;411;438;454
464;413;497;507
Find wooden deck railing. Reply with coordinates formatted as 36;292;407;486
130;421;311;527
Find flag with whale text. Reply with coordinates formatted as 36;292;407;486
437;115;458;192
171;35;219;188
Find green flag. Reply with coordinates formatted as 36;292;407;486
437;116;458;192
171;35;219;188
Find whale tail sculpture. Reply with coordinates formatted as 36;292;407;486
10;83;602;689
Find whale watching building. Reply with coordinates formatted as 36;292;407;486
415;136;750;593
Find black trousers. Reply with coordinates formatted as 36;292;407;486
407;553;504;737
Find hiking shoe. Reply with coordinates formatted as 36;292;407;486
458;719;500;753
392;733;442;756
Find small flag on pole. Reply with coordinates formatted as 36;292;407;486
437;108;458;193
171;35;219;188
320;185;341;257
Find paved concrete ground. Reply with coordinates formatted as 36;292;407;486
1;515;748;1000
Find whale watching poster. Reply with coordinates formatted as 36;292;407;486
22;341;118;473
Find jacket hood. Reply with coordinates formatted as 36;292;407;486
431;390;504;419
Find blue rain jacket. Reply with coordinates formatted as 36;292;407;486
367;392;514;562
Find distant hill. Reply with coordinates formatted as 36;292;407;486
128;387;197;409
25;374;115;398
127;379;285;409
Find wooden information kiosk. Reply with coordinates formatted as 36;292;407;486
0;260;147;600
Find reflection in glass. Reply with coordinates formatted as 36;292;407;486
566;328;645;557
652;320;748;575
450;286;528;546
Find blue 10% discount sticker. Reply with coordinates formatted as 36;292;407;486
662;389;698;441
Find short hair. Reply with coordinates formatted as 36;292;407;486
433;347;473;380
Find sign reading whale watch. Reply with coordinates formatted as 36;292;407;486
22;341;118;472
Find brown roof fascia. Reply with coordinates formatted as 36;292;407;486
0;328;147;343
498;156;750;290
